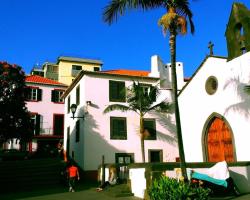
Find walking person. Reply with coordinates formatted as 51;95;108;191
67;161;80;192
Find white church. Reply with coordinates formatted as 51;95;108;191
179;2;250;163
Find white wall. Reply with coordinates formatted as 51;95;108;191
26;83;65;135
179;53;250;162
149;55;185;90
129;164;250;199
64;73;179;171
64;80;86;170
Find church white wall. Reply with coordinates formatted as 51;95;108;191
179;53;250;162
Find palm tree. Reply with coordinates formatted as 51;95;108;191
245;85;250;94
103;0;195;180
103;81;171;162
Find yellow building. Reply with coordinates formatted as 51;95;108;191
42;56;103;85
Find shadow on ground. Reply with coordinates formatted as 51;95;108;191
0;181;98;200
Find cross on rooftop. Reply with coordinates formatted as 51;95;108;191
208;41;214;56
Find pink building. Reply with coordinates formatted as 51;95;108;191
25;75;67;154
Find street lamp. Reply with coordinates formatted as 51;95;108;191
70;104;85;120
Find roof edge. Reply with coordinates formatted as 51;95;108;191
178;55;227;96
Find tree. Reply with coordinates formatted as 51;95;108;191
104;81;171;162
103;0;195;180
0;62;32;146
245;85;250;94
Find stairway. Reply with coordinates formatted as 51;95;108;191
0;158;64;193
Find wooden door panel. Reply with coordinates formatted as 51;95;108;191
207;117;234;162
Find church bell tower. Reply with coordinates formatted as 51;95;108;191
225;3;250;60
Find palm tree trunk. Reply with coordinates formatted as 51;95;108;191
140;114;145;163
169;29;188;181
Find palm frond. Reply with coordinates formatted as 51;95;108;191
244;85;250;94
177;16;187;34
148;101;172;113
158;12;176;35
171;0;195;34
103;0;164;25
103;104;131;114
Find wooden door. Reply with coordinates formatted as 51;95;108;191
207;117;235;162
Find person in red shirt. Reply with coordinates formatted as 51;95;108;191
67;161;80;192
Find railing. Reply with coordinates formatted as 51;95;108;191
117;164;130;182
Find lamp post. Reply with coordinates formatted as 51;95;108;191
70;104;85;120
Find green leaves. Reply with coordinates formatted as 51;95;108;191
103;0;163;25
103;104;130;114
0;62;32;142
149;176;211;200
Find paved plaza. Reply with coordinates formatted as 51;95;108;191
0;183;141;200
1;182;250;200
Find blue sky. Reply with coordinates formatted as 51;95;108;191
0;0;249;77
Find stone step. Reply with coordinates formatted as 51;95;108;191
0;158;64;193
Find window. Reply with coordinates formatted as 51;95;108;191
75;120;80;142
66;127;70;157
205;76;218;95
141;84;156;102
94;67;100;71
144;119;156;140
51;90;64;103
53;114;64;136
109;81;126;102
72;65;82;77
30;113;41;135
76;85;80;105
110;117;127;140
47;65;58;72
25;87;42;101
67;96;71;113
115;153;134;164
148;150;163;163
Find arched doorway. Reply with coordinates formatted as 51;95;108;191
205;116;235;162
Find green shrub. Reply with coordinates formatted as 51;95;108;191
148;176;211;200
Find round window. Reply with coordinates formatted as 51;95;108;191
205;76;218;95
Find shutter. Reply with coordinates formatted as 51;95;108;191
110;117;126;139
54;115;64;135
109;81;125;102
109;81;115;101
144;119;156;139
118;82;126;101
24;87;31;100
35;114;40;135
37;89;42;101
117;120;124;136
150;87;157;102
75;120;80;142
51;90;56;102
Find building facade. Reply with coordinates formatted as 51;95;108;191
25;75;67;153
30;56;103;86
63;55;187;177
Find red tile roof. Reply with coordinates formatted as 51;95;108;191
101;69;150;77
25;75;66;86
